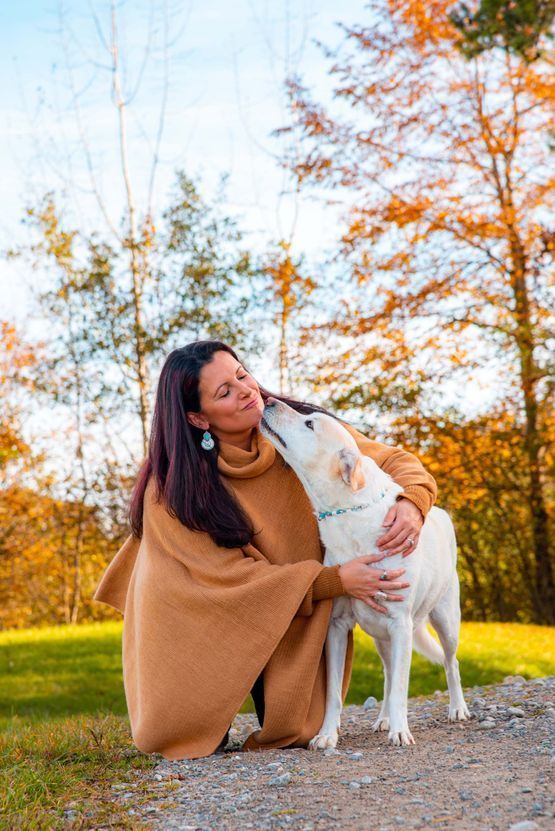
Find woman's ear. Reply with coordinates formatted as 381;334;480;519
186;412;209;431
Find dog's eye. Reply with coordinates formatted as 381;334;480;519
305;420;314;430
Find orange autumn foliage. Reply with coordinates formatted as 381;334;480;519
0;323;120;629
284;0;554;622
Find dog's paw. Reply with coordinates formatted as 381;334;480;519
448;703;470;722
372;716;390;732
389;729;415;747
308;731;338;750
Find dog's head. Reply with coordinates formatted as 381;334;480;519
260;398;366;502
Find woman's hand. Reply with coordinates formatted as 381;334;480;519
339;553;409;614
376;498;424;557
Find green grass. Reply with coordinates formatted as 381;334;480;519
2;621;552;724
347;621;555;703
1;714;157;830
0;623;156;830
1;620;553;828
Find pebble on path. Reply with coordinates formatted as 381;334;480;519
107;676;554;831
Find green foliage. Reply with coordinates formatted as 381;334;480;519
451;0;555;61
24;173;259;433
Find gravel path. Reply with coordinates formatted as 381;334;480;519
118;676;554;830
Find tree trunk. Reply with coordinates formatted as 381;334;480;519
111;0;150;456
70;505;84;625
510;238;554;624
279;304;288;395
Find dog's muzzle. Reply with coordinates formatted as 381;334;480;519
260;416;287;449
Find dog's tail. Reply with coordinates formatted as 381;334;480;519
413;624;444;664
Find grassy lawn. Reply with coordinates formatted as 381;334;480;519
1;620;553;829
348;621;555;703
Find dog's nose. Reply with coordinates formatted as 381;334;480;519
265;397;278;407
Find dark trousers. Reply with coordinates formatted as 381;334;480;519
217;670;265;750
250;670;265;727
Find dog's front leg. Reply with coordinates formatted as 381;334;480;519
372;637;392;733
309;610;351;750
387;620;415;746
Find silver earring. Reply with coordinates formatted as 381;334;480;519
201;430;215;451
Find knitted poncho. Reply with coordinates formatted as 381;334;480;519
94;425;436;759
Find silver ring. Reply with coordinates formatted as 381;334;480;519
379;570;388;581
406;537;415;546
374;590;388;601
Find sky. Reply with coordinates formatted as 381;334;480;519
1;0;369;327
1;0;512;448
1;0;383;474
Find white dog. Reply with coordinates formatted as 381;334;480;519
260;399;469;748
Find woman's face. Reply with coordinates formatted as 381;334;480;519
187;350;265;440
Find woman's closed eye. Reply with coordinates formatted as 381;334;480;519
220;374;248;397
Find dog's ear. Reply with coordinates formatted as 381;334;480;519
337;448;366;492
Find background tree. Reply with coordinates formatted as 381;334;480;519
282;0;555;622
0;322;34;479
23;174;257;463
2;2;264;627
0;323;110;628
451;0;555;62
389;407;555;621
263;240;316;394
4;171;260;628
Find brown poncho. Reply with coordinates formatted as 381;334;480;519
94;425;436;759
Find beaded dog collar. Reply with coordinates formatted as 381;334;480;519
317;494;385;522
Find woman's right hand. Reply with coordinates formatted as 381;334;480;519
338;553;409;615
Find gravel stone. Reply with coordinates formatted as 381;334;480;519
107;676;553;831
269;773;291;786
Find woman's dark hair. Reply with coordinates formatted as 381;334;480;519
129;340;332;548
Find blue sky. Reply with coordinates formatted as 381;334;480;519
1;1;512;468
1;0;369;325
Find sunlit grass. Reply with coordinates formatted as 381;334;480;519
0;623;157;828
347;621;555;703
0;713;156;830
1;621;126;723
1;620;553;828
2;620;552;723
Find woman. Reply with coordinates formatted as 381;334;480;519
94;340;436;760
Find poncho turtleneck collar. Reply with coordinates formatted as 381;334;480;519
217;428;276;479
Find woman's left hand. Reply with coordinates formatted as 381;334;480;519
376;498;423;557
